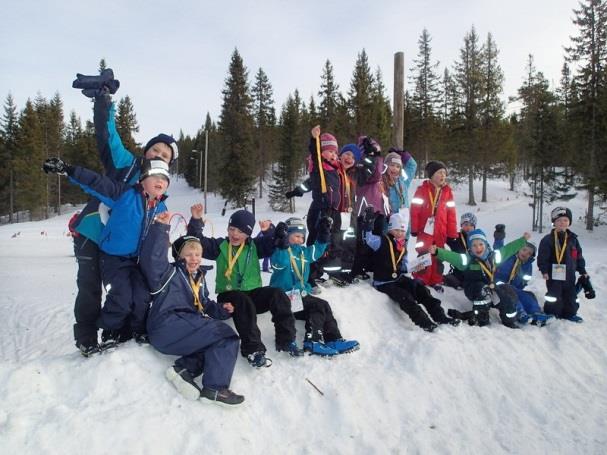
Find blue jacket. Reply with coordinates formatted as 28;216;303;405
73;98;142;243
494;255;534;290
270;242;327;294
386;155;417;213
69;166;167;257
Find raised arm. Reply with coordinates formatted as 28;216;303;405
139;214;173;291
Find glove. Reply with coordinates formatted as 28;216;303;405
361;206;377;232
72;68;120;98
317;216;333;244
285;187;304;199
42;158;72;176
361;137;380;157
494;224;506;242
577;275;596;299
273;222;290;249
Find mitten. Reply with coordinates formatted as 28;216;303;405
273;222;290;249
494;224;506;242
42;158;73;176
317;216;333;244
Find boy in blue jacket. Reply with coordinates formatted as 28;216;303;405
139;212;243;406
270;217;359;356
43;157;170;346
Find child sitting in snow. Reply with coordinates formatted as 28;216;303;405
270;217;359;355
363;209;459;332
443;212;478;289
537;207;590;323
43;157;170;345
429;229;531;329
138;212;243;406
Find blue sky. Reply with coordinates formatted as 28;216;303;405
1;0;578;143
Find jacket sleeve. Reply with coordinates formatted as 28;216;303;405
271;248;291;270
309;241;328;262
410;186;424;234
202;278;230;320
187;217;222;260
253;225;276;258
436;247;468;271
94;98;136;172
537;235;552;276
445;188;458;238
574;237;587;275
139;222;173;292
68;166;129;206
402;154;417;189
497;237;527;264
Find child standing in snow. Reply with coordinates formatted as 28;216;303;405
363;210;459;332
256;220;274;272
537;207;589;322
270;217;359;355
43;157;171;346
139;213;243;405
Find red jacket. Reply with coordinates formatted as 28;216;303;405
410;180;457;247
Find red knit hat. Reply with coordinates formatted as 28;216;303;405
320;133;338;154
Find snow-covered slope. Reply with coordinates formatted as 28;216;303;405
1;176;605;454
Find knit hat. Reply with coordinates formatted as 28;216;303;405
228;209;255;236
522;241;537;258
139;158;170;182
144;134;179;163
171;235;201;260
551;206;572;224
285;217;307;239
384;152;403;167
339;143;362;162
467;229;491;259
387;210;409;231
460;212;477;227
425;160;447;179
320;133;338;154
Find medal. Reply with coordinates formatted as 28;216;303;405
347;207;353;213
392;273;398;279
226;284;232;291
301;290;307;297
489;283;495;289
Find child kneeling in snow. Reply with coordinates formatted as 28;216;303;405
363;209;459;332
270;217;359;355
139;212;243;406
429;229;531;329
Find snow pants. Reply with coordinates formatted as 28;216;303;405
464;282;518;326
73;236;103;345
376;277;448;329
515;288;541;317
148;314;239;390
98;253;150;333
544;279;579;319
217;287;296;356
307;207;342;285
294;295;342;342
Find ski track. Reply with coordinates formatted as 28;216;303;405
0;178;606;454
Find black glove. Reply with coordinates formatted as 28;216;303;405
285;187;304;199
273;222;290;249
72;68;120;98
361;137;380;157
42;158;73;176
317;216;333;244
361;206;377;232
577;275;596;299
494;224;506;242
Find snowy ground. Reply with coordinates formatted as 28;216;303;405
1;176;606;454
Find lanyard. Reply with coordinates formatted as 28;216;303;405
554;230;568;264
341;168;351;207
478;259;495;284
288;247;306;289
224;242;246;280
508;258;521;284
188;274;204;313
428;187;442;216
385;235;406;275
460;232;468;250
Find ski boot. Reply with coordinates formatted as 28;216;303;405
325;338;360;354
247;351;272;368
303;340;339;356
276;341;304;357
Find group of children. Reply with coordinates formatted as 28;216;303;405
42;68;594;407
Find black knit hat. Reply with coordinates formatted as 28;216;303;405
425;160;447;179
229;210;255;236
172;235;201;260
144;134;179;163
551;207;572;224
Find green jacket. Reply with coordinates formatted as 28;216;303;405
436;236;526;273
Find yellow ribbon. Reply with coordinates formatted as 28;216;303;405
428;187;442;216
188;274;204;313
224;242;245;280
385;235;406;276
288;247;306;289
478;260;495;285
554;230;568;265
508;258;521;284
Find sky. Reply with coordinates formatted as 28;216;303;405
1;0;579;144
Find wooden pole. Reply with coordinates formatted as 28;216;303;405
392;52;405;149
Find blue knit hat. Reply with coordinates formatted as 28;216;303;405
339;144;362;162
229;210;255;236
467;229;491;260
144;134;179;163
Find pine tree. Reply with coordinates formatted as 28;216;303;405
115;95;140;152
218;49;256;206
251;67;276;198
0;93;19;220
318;60;340;133
98;58;107;72
371;67;393;147
348;49;375;139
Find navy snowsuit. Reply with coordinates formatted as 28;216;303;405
494;254;541;318
140;223;239;390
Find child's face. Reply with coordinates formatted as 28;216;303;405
388;163;402;178
288;232;305;245
430;169;447;187
470;239;486;257
322;149;338;163
141;175;169;198
227;226;249;246
145;143;173;163
553;216;570;231
517;246;534;263
180;243;202;273
461;222;475;233
389;228;406;240
339;152;355;169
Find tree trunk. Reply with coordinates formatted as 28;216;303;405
586;185;595;230
481;167;487;202
539;167;544;234
509;170;515;191
532;171;537;232
467;168;476;206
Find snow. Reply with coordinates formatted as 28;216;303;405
1;176;606;454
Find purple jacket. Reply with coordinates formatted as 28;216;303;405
354;155;387;216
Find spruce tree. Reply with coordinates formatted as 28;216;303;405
218;49;256;206
0;93;19;220
348;49;375;139
318;60;340;133
252;67;276;198
115;95;140;152
371;67;393;147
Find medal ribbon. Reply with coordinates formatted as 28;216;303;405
224;242;245;280
478;259;495;285
460;232;468;250
428;187;442;216
288;247;306;290
553;230;568;265
508;258;520;284
385;235;406;276
188;274;204;313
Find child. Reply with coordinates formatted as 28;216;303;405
537;207;589;322
364;210;459;332
69;68;178;356
270;217;359;355
443;212;477;289
43;157;170;345
255;220;274;272
382;149;417;223
410;160;458;290
187;203;301;366
139;213;243;405
430;229;530;329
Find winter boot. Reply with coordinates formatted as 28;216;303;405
530;312;554;327
518;311;530;325
422;322;439;333
134;332;150;345
303;340;339;356
200;387;245;406
247;351;272;368
76;339;100;357
325;338;360;354
436;315;461;326
470;301;491;327
565;314;584;323
276;341;304;357
165;366;201;401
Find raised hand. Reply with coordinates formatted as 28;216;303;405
190;203;204;219
155;212;172;225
